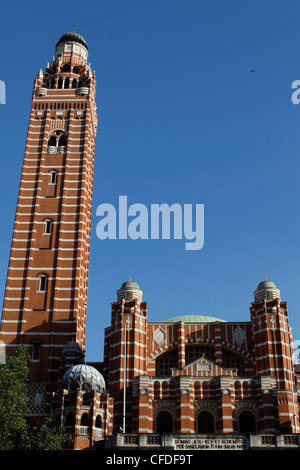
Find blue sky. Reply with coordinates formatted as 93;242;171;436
0;1;300;362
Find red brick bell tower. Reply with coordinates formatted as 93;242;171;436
0;31;97;418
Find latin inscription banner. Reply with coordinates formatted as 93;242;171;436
174;437;246;450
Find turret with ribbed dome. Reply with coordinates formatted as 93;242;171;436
254;278;281;302
117;278;143;302
60;363;106;394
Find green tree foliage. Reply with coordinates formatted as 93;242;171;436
0;345;72;450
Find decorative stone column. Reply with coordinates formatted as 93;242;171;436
132;376;152;433
178;377;193;434
219;376;233;433
260;376;277;433
177;322;186;369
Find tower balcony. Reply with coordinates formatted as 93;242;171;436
35;87;48;96
76;87;89;96
47;145;66;154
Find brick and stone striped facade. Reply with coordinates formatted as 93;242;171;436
0;32;97;420
0;32;299;450
103;279;300;435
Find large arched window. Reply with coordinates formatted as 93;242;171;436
64;77;69;89
197;411;214;433
156;411;173;434
238;411;256;434
61;64;70;73
222;348;245;375
57;77;63;89
156;349;178;377
47;133;67;153
80;413;89;426
48;136;56;147
95;415;102;428
185;345;214;365
58;135;67;147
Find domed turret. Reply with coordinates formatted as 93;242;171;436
117;279;143;302
60;363;106;393
254;279;281;302
61;340;84;363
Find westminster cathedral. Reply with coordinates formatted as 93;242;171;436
0;31;299;451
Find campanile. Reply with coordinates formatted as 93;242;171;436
0;31;97;414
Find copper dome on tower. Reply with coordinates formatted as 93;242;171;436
56;32;89;51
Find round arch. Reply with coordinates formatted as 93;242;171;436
197;410;215;433
156;411;173;434
238;410;256;434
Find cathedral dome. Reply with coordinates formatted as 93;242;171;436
163;314;226;323
254;279;280;302
60;364;106;393
117;278;143;302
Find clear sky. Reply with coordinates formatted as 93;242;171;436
0;0;300;362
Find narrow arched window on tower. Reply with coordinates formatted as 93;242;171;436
58;77;63;89
44;219;52;235
49;171;57;185
64;77;69;89
32;342;41;361
72;78;77;89
95;415;102;428
81;413;89;426
38;274;47;292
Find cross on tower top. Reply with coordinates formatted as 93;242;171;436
72;23;77;32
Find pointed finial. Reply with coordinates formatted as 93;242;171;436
72;23;77;32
